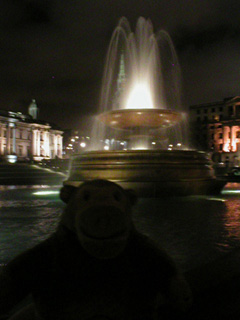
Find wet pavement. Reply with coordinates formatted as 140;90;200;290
0;163;67;185
1;165;240;319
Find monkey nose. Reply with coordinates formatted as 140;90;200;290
80;206;126;239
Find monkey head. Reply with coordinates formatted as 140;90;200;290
59;180;137;259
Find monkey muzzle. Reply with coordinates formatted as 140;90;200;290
76;205;131;259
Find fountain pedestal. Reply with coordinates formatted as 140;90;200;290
97;108;182;130
66;108;226;196
65;150;226;197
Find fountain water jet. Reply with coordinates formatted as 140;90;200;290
66;17;226;196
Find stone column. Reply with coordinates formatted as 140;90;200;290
6;123;11;155
5;123;17;163
44;131;50;157
0;125;3;155
223;126;230;152
54;135;58;158
31;129;36;156
230;126;236;152
58;135;63;158
12;124;16;154
37;130;41;156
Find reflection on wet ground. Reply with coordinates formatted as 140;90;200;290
0;185;63;264
1;183;240;272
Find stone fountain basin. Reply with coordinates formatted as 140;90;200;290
65;149;226;197
97;108;182;130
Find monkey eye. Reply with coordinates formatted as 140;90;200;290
113;191;121;201
83;190;90;201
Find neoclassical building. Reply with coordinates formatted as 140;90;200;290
0;100;63;162
189;96;240;165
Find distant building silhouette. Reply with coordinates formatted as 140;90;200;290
112;52;127;109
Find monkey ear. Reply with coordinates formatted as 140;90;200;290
125;189;138;206
60;185;78;203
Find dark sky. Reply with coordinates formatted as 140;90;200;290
0;0;240;132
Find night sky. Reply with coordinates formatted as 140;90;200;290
0;0;240;132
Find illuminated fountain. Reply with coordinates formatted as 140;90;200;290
66;17;225;196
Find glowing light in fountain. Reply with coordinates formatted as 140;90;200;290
125;82;154;109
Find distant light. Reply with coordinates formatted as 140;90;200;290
152;141;156;145
169;144;173;147
177;143;181;147
71;138;75;142
104;145;109;150
33;191;59;196
133;147;148;150
68;144;73;147
80;142;86;148
168;148;172;150
206;197;226;202
7;154;17;163
222;190;240;195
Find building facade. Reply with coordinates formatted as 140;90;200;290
0;101;63;162
189;96;240;166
